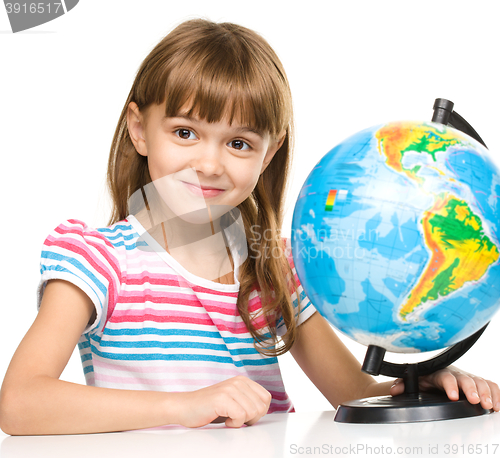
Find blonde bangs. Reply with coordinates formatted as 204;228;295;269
137;22;292;137
168;66;289;138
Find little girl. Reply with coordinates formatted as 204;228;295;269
0;19;498;435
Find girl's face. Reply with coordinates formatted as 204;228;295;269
127;101;284;224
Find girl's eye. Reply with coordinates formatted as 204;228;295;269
175;129;197;140
228;139;250;151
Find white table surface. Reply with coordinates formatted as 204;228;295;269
2;408;500;458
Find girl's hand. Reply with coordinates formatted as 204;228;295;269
389;365;500;412
177;375;272;428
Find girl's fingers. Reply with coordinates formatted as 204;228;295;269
488;381;500;412
219;377;271;427
246;377;273;407
473;377;494;410
390;378;404;396
461;375;495;410
234;377;272;426
432;369;461;401
444;368;489;408
219;399;248;428
390;367;500;413
434;368;499;411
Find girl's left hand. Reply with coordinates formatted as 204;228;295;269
390;365;500;412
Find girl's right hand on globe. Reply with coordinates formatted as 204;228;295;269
177;375;272;428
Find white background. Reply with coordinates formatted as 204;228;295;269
1;0;500;423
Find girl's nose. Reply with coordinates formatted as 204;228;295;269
190;143;225;176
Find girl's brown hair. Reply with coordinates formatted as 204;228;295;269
106;18;301;356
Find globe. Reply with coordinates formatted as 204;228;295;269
292;121;500;353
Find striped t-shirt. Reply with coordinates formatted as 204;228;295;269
37;215;316;414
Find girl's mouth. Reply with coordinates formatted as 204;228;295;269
182;181;225;198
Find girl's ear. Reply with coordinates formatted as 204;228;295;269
127;102;148;157
260;131;286;175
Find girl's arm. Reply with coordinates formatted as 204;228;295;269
0;280;271;435
289;311;500;411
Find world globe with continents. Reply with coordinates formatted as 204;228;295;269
292;121;500;353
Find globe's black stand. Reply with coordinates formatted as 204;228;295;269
335;99;493;423
334;325;492;423
431;98;488;148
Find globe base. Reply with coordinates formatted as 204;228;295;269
334;391;492;424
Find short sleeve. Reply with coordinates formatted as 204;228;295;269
276;236;317;336
37;219;121;335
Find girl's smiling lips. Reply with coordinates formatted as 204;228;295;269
181;181;226;197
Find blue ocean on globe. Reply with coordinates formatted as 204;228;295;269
292;121;500;353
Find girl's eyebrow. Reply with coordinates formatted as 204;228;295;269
167;114;264;138
233;125;264;138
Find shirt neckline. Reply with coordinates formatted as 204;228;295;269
126;214;241;292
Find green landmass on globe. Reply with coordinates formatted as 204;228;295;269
292;121;500;352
